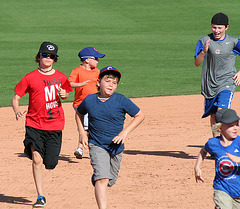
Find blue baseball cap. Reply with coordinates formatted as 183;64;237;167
99;66;121;80
78;47;105;61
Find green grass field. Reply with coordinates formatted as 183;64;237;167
1;0;240;107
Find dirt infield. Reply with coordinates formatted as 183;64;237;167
2;93;240;208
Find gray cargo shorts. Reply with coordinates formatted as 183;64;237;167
89;143;123;187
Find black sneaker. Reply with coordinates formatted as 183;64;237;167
33;195;46;208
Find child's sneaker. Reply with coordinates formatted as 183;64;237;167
74;147;83;159
33;195;46;207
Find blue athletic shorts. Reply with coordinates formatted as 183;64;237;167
202;90;233;118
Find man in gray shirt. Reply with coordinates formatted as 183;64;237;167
194;12;240;136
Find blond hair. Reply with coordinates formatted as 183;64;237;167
212;122;222;136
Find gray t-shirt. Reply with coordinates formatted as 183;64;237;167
196;33;239;99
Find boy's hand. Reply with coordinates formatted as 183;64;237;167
15;110;27;120
233;71;240;86
80;80;91;87
79;133;88;149
58;87;68;99
194;167;204;183
202;39;210;54
112;131;128;144
226;152;240;163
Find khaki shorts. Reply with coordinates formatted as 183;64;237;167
214;189;240;209
89;143;122;187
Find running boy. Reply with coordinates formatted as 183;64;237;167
69;47;105;159
194;108;240;209
76;66;145;209
194;12;240;136
12;42;72;208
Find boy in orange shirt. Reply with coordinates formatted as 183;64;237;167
69;47;105;159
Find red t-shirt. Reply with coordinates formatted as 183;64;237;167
14;69;72;130
69;65;100;108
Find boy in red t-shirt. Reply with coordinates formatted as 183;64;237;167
12;42;72;208
69;47;105;159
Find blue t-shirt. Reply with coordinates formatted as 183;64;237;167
204;136;240;198
77;92;140;155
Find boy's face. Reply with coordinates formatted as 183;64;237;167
211;24;229;40
97;75;118;97
87;57;99;69
220;121;239;140
39;53;55;68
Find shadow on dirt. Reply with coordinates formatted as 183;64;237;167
16;153;89;163
0;194;31;205
124;150;196;159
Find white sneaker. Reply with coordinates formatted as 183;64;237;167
74;147;83;159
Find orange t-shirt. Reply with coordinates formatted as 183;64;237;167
69;65;100;108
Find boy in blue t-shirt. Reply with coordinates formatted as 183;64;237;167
76;66;144;209
194;108;240;209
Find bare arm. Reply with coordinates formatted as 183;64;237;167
70;80;91;88
112;110;145;144
194;39;210;67
226;152;240;163
194;148;208;183
76;112;88;149
12;94;27;120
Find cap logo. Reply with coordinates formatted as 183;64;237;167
46;45;55;51
107;66;113;70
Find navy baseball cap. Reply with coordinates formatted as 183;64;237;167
99;66;121;80
78;47;105;61
38;42;58;56
211;12;229;25
215;109;240;124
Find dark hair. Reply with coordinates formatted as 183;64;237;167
35;52;58;64
97;74;120;91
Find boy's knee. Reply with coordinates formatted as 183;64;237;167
95;178;109;187
32;151;43;165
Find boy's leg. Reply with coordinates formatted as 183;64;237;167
95;178;109;209
108;152;123;187
44;130;62;169
210;113;218;137
203;90;233;136
31;145;44;196
233;197;240;209
89;143;112;208
23;127;47;207
214;189;233;209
